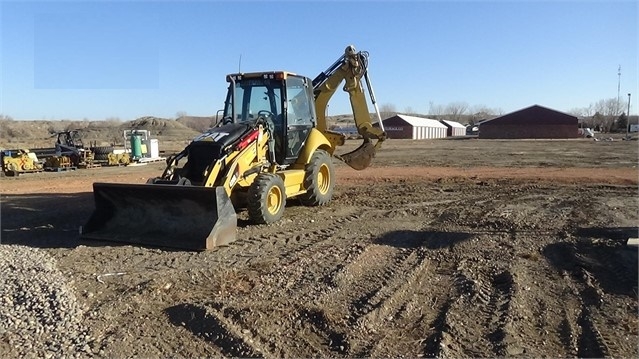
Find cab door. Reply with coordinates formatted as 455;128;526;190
283;76;314;164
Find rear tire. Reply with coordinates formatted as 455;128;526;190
91;146;114;155
248;173;286;224
300;149;334;206
91;146;113;161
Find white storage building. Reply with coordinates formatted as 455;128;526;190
381;114;448;139
439;120;467;137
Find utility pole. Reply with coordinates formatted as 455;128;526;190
627;93;631;139
617;65;621;115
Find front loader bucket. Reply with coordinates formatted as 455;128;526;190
81;183;237;250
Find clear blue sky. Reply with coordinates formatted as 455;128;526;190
1;0;637;120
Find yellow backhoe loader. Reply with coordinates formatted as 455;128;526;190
81;45;386;250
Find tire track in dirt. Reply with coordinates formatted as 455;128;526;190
560;269;611;359
544;237;637;358
175;183;634;358
238;216;450;357
173;207;375;358
170;200;433;358
343;188;533;358
436;269;516;357
421;234;519;358
300;244;414;356
164;302;281;358
286;239;434;357
420;260;476;358
352;247;433;357
327;247;414;323
559;304;580;357
225;207;365;269
203;302;313;359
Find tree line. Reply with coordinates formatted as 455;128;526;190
569;97;633;133
377;97;634;133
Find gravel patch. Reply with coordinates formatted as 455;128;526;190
0;245;94;358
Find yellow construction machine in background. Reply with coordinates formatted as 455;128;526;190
1;149;43;176
82;45;386;250
107;152;131;166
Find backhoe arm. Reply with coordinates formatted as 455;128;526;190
312;45;386;170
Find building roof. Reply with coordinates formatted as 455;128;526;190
481;104;578;126
389;114;447;128
439;119;466;128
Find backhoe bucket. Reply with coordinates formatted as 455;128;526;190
81;183;237;250
336;141;377;171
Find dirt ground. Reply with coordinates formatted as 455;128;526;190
1;138;638;358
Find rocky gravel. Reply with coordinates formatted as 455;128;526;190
0;245;95;358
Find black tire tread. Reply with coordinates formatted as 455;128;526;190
300;149;335;206
91;146;114;155
247;173;286;224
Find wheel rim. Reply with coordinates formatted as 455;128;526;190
267;185;282;214
317;164;330;194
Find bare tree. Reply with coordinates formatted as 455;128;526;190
468;105;499;125
379;103;397;120
444;102;469;122
471;105;495;116
592;98;622;132
591;112;606;132
428;101;445;119
583;104;594;117
568;107;585;117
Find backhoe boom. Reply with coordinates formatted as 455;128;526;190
312;45;386;170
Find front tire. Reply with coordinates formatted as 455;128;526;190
300;149;334;206
248;173;286;224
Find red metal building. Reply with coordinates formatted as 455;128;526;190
479;105;579;139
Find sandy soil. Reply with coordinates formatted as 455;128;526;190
1;138;638;358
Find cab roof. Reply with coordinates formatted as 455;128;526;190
225;71;300;81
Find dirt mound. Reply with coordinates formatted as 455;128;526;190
0;119;122;149
0;117;202;150
176;116;217;133
125;117;198;135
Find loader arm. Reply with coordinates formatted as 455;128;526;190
81;120;273;251
312;45;386;170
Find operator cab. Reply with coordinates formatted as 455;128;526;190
223;72;316;165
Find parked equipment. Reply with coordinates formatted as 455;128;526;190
82;45;386;250
1;149;43;176
107;152;131;166
122;130;162;163
44;156;74;171
53;130;96;167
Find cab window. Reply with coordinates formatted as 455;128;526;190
225;79;283;123
285;76;313;126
